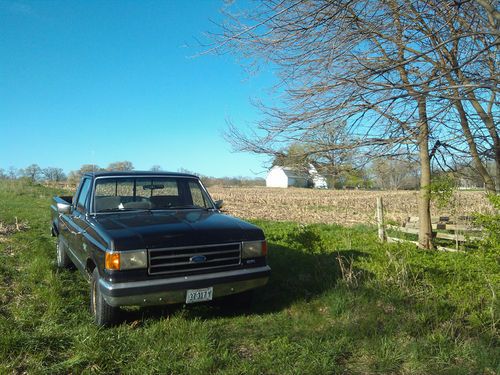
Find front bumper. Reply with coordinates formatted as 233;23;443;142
99;266;271;307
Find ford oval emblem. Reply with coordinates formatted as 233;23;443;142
190;255;207;263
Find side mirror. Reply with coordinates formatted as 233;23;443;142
214;200;224;210
57;202;72;214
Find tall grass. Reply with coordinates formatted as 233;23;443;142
0;180;498;374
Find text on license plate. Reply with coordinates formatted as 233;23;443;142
185;287;213;304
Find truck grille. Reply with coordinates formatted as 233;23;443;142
148;243;241;276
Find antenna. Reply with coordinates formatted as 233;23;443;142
91;150;96;172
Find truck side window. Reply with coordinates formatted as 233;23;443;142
76;179;91;212
188;181;208;208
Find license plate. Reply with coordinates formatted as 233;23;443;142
185;287;213;304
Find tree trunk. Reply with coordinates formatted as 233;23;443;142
417;98;434;249
462;89;500;193
497;162;500;194
453;98;497;193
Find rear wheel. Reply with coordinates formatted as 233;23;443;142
56;237;72;268
90;268;119;326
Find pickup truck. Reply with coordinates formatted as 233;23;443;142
51;171;270;326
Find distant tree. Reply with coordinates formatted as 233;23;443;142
371;158;420;190
42;167;66;182
272;143;310;171
303;122;358;189
8;167;17;179
107;161;134;171
67;171;81;186
22;164;41;182
150;165;162;172
272;131;366;189
200;175;265;187
67;164;103;186
80;164;102;173
343;168;372;189
178;168;199;176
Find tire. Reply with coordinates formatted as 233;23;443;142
56;237;72;268
90;268;119;326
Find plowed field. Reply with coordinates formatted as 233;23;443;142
208;186;492;225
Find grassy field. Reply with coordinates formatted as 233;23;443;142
0;180;498;374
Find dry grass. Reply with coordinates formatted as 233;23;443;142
0;217;29;243
208;186;493;225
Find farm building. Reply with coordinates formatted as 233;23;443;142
266;166;309;188
266;165;328;188
309;164;328;189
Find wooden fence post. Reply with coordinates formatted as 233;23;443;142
376;197;386;242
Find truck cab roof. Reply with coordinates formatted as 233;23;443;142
83;171;200;179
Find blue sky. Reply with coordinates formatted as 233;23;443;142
0;0;274;177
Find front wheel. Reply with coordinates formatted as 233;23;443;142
90;268;119;326
56;237;72;268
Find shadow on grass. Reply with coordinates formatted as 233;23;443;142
119;243;369;325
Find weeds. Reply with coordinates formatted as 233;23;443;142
475;194;500;254
336;255;360;288
383;249;421;294
0;217;29;243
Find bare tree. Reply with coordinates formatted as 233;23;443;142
402;1;500;192
67;164;103;186
107;161;134;172
67;171;81;186
211;0;498;248
301;121;361;188
474;0;500;32
42;167;66;182
150;165;162;171
80;164;102;173
372;158;420;190
22;164;41;182
272;143;309;170
8;167;17;180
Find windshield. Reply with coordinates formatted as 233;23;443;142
93;177;214;213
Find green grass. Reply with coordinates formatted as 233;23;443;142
0;180;498;374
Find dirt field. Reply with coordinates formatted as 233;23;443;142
208;186;493;225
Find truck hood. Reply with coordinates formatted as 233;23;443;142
92;210;264;250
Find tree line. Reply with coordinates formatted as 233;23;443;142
0;162;266;188
1;159;489;191
0;161;135;185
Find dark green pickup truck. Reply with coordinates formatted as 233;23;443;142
51;171;270;326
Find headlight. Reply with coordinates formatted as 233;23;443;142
105;250;147;270
242;240;267;259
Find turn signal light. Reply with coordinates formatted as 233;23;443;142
105;250;147;270
262;241;268;256
105;252;120;270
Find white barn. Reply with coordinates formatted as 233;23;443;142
266;165;328;188
265;166;309;188
308;164;328;189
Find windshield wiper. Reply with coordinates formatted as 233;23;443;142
97;208;149;213
167;205;208;210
